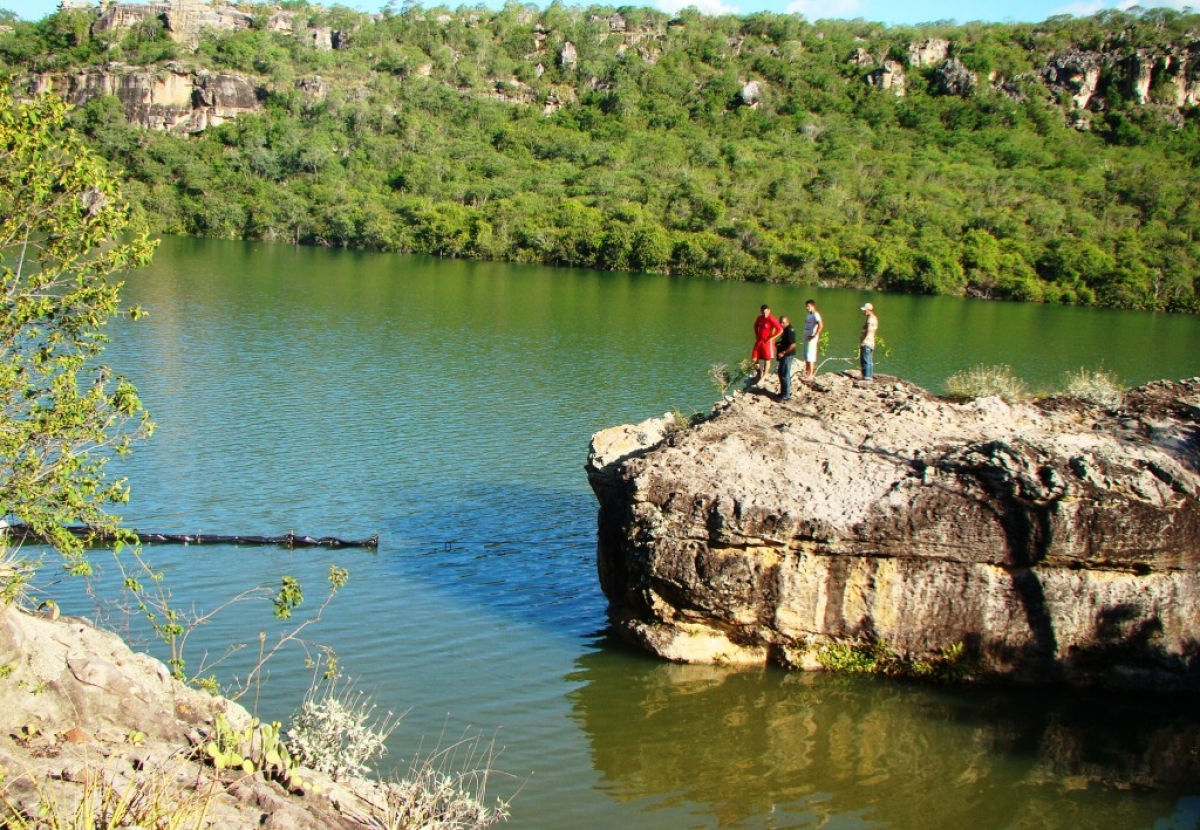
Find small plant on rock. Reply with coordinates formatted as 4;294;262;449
1058;367;1125;408
380;732;511;830
287;679;399;780
202;713;310;792
944;364;1029;403
708;360;753;396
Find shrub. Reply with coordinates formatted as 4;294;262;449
380;734;511;830
1058;367;1125;408
944;365;1029;402
287;680;399;780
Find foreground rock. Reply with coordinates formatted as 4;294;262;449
586;375;1200;691
0;603;397;827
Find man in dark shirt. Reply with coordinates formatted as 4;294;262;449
776;315;797;401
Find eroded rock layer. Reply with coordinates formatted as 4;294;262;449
586;376;1200;690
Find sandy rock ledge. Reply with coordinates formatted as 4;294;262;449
586;374;1200;691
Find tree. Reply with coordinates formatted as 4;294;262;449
0;86;156;569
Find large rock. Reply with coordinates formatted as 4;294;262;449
586;375;1200;691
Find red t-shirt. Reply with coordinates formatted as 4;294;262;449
754;313;782;343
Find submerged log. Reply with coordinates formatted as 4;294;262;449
2;525;379;549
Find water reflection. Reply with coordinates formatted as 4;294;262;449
568;644;1200;828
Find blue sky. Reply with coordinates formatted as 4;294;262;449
2;0;1193;27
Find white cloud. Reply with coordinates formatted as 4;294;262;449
785;0;867;20
657;0;741;14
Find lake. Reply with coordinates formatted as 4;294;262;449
51;236;1200;828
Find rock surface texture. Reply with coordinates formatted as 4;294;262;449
586;375;1200;691
0;604;399;826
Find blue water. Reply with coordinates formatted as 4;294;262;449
36;236;1200;828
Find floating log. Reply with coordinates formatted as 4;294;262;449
2;525;379;549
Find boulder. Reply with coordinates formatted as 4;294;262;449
587;375;1200;691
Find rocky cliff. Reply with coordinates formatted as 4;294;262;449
586;375;1200;691
27;62;259;132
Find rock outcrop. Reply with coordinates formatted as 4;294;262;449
586;375;1200;691
91;0;253;44
932;57;977;97
865;60;905;96
27;63;259;132
907;38;950;68
0;603;400;826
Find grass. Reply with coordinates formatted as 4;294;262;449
0;761;219;830
945;364;1129;407
944;365;1030;403
1058;367;1126;408
377;732;512;830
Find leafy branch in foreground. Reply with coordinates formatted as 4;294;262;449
0;84;156;571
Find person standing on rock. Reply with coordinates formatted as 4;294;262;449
751;304;783;384
859;302;878;382
802;299;823;380
776;315;797;400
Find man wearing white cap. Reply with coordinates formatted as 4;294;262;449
859;302;878;382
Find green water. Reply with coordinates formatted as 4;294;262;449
58;237;1200;828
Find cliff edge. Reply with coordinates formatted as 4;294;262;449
586;375;1200;691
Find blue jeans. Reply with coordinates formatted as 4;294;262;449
777;354;794;398
860;346;874;380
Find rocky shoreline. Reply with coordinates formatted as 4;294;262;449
587;374;1200;691
0;603;403;827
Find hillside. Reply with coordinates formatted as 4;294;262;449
1;2;1198;311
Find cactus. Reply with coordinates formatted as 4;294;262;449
200;713;311;791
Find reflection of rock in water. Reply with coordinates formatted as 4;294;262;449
567;645;1200;827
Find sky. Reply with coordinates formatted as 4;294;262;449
2;0;1195;29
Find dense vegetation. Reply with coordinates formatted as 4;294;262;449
2;3;1198;310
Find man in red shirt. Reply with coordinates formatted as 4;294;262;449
751;304;783;384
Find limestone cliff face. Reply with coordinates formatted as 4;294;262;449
91;0;253;44
28;63;259;132
587;375;1200;691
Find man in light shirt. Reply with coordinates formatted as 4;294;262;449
859;302;878;382
801;299;822;381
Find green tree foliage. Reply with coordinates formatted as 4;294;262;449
0;86;156;567
2;4;1198;311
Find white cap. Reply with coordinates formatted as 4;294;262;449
861;302;873;311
